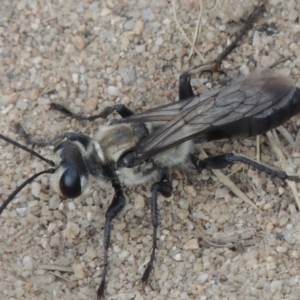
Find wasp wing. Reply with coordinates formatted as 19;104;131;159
124;70;298;161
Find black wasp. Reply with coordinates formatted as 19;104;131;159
1;4;299;299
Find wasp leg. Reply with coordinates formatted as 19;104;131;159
98;179;126;299
15;123;69;147
50;102;134;120
179;73;195;100
15;124;96;149
179;5;265;102
191;153;300;183
183;5;265;80
142;168;173;283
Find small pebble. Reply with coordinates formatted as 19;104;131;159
183;238;199;250
23;256;34;272
63;222;80;239
173;253;182;261
73;263;85;280
72;36;85;50
134;20;144;35
100;8;112;17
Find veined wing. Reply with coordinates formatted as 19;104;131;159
124;71;297;161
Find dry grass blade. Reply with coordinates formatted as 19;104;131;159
277;125;295;147
271;128;291;158
49;271;70;282
188;0;205;61
268;57;290;69
211;164;243;189
211;227;256;244
172;0;205;62
256;135;261;162
294;129;300;153
266;130;300;210
199;148;258;210
196;227;256;248
39;264;74;273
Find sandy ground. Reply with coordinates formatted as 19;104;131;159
1;0;300;299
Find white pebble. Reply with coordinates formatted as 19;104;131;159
278;187;285;195
49;195;61;210
184;185;197;197
31;182;41;198
87;211;93;222
119;250;130;260
16;207;26;215
173;253;182;261
155;37;164;46
270;280;283;293
47;223;57;234
31;22;40;31
23;256;34;272
136;44;146;53
239;64;250;76
28;200;39;208
83;247;97;262
68;202;76;211
252;31;261;47
72;73;79;84
276;246;288;253
215;188;228;198
100;8;112;17
135;194;145;210
1;104;14;114
219;24;226;31
37;97;50;105
282;228;294;243
107;86;119;96
16;99;28;111
198;273;209;284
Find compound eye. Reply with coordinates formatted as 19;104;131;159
60;167;82;198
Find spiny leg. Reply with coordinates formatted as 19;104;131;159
16;123;69;147
15;124;96;149
97;179;126;299
179;4;265;101
189;4;265;75
50;102;134;120
191;153;300;184
142;168;173;283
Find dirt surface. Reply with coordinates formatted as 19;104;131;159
1;0;300;299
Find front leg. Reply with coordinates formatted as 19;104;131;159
97;179;126;299
16;124;96;150
142;168;173;283
50;103;134;120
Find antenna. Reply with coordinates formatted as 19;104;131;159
0;132;57;214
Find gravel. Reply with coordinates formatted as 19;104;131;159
1;0;300;299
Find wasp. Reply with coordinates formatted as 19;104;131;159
2;4;299;299
1;67;300;298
